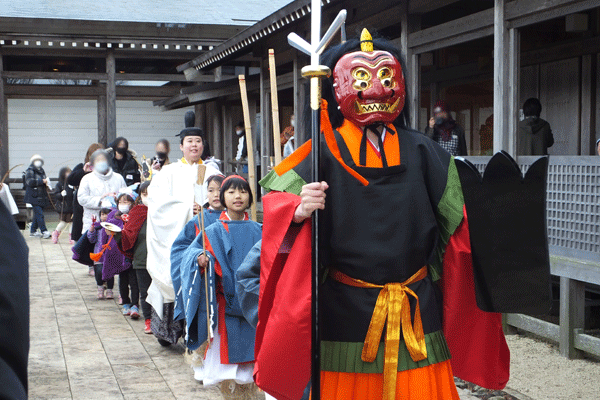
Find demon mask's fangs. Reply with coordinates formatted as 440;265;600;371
355;97;401;115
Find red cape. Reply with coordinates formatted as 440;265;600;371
255;192;312;400
441;207;510;389
255;194;509;399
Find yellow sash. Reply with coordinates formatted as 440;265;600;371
329;266;428;400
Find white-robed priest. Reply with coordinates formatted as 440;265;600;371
146;111;220;344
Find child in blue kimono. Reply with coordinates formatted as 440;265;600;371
176;175;261;395
171;174;225;321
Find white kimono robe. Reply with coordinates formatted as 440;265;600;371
146;159;220;317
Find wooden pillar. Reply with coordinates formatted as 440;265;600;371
220;103;229;164
222;102;232;174
507;28;520;157
0;54;8;177
97;83;107;146
581;54;594;155
293;55;300;149
211;101;222;163
401;6;421;131
106;50;117;145
493;0;509;153
559;277;585;359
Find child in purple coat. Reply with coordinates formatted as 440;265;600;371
88;208;113;299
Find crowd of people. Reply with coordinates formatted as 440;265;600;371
48;119;268;398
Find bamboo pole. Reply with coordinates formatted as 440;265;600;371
196;164;211;346
268;49;283;165
238;75;257;221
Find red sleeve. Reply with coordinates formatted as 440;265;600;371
441;206;510;390
254;191;312;400
119;205;147;255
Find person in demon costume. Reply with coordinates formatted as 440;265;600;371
253;29;549;400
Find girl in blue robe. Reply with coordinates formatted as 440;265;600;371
171;174;225;321
178;175;262;390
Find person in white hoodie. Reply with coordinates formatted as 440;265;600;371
77;149;126;233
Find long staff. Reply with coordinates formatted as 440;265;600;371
197;164;211;346
268;49;282;165
238;75;257;221
287;3;347;398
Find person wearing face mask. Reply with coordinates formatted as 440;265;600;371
280;114;296;158
109;137;141;186
115;181;153;333
424;101;468;156
24;154;51;238
149;139;171;173
77;149;126;234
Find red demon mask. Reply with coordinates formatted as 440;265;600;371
333;49;405;126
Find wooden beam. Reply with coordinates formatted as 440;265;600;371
0;17;243;41
493;0;509;154
409;0;462;14
0;47;202;60
409;8;494;53
97;84;107;147
507;28;519;157
0;54;8;177
185;72;293;104
4;83;180;98
2;71;107;81
293;54;300;147
559;277;585;359
521;36;600;67
580;54;593;155
106;50;117;144
506;0;600;29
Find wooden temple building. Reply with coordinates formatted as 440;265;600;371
160;0;600;361
0;0;290;178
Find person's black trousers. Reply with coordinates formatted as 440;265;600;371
71;192;84;241
94;263;114;289
119;267;139;306
135;269;152;320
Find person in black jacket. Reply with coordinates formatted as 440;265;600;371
0;199;29;400
517;97;554;156
424;100;468;156
24;154;51;239
51;166;74;244
68;143;103;244
109;137;140;186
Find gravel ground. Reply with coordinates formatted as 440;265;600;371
505;334;600;400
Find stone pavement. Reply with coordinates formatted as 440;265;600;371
28;232;222;400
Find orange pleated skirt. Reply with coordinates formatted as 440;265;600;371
319;360;460;400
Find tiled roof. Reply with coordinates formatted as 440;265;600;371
0;0;293;25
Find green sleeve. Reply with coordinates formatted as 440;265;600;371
429;157;465;281
259;169;307;196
